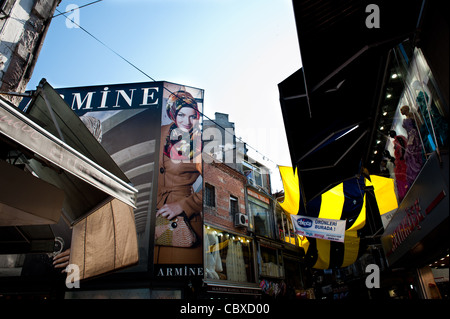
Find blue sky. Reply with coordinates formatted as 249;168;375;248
27;0;302;192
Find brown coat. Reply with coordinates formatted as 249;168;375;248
154;124;203;265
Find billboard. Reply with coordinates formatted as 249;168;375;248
55;81;204;277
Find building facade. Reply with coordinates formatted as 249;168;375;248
278;0;448;300
201;112;308;299
0;0;60;104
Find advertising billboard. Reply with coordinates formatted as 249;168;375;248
54;81;204;277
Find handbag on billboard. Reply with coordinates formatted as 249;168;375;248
155;212;198;248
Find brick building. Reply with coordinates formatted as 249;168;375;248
203;153;248;234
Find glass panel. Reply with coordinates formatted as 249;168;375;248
284;257;303;289
383;44;448;203
259;246;283;278
275;208;285;241
204;226;255;283
230;196;239;214
248;200;272;238
205;183;215;207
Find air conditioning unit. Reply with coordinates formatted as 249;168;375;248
234;213;249;227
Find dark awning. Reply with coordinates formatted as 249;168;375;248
293;0;424;98
22;79;137;224
279;48;385;202
279;0;425;203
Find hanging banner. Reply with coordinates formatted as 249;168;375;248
290;215;346;243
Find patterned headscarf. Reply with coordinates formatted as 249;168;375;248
164;91;201;160
166;91;200;122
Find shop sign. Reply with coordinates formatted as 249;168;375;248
207;285;261;295
290;215;346;243
386;191;446;257
247;188;270;204
56;82;162;114
381;152;448;266
155;265;204;278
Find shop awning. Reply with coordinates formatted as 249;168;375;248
0;80;138;253
278;0;425;203
279;52;383;204
292;0;424;98
14;80;136;222
278;166;397;269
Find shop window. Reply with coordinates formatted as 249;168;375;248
248;196;273;238
205;183;215;207
204;226;255;283
229;195;239;214
258;245;283;278
383;45;448;202
283;255;305;292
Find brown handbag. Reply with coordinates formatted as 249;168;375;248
155;213;198;247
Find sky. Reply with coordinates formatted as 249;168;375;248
26;0;302;192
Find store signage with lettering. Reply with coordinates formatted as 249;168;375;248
48;82;164;114
290;215;346;243
207;285;261;295
386;191;446;257
156;265;204;277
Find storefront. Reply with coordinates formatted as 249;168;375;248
379;39;449;300
277;0;448;300
202;224;261;298
256;236;307;300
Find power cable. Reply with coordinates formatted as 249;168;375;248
53;0;104;18
53;7;280;169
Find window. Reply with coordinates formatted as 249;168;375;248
230;195;239;214
0;0;12;18
242;161;263;188
204;226;255;283
248;196;273;238
205;183;215;207
276;205;302;247
283;255;304;290
258;245;284;278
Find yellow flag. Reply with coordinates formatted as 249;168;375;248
278;166;300;215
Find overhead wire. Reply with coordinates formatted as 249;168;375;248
53;5;280;169
53;0;105;18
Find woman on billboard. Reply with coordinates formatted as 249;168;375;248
154;90;203;265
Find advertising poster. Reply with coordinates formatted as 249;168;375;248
153;82;204;278
290;215;346;243
54;81;204;277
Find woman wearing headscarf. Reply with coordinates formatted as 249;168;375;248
154;90;203;265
